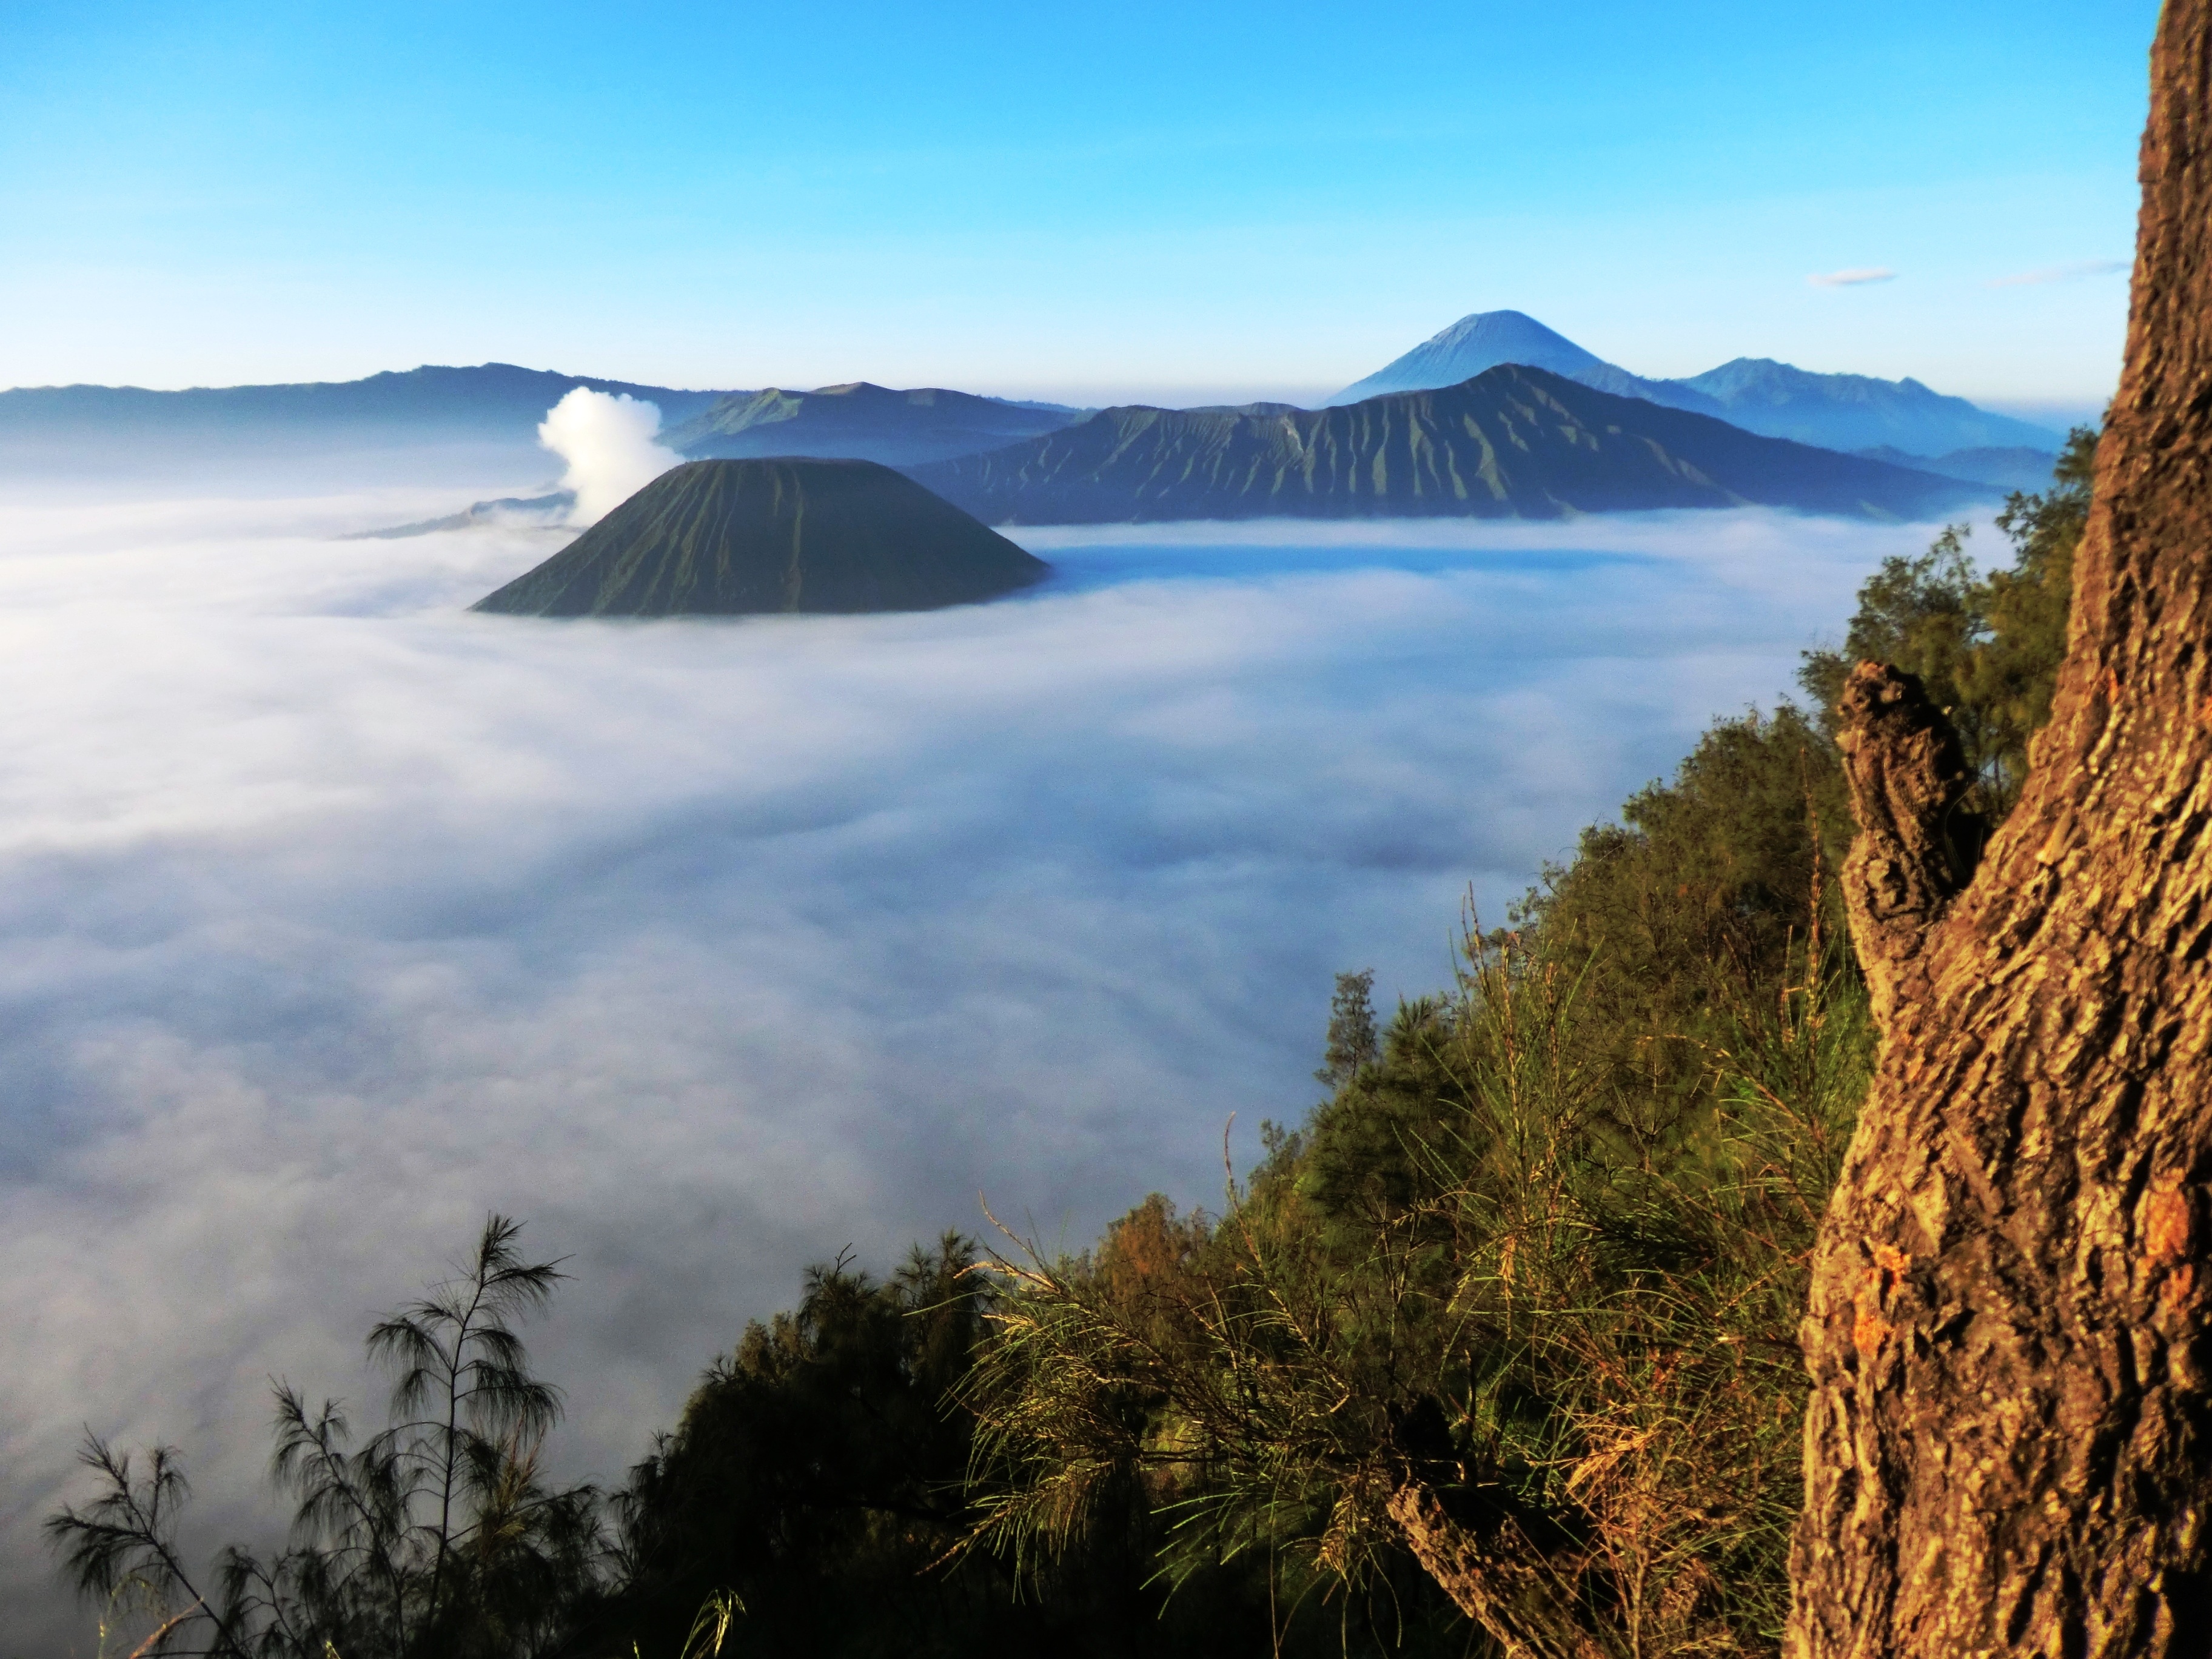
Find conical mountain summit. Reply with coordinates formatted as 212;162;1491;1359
1327;310;1721;415
471;458;1048;617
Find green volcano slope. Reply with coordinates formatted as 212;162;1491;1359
907;364;1992;523
471;458;1049;617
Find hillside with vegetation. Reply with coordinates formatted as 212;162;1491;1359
49;434;2094;1657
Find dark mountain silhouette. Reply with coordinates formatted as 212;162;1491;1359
907;365;1992;525
471;459;1048;617
1854;443;2060;492
1331;311;2064;456
665;382;1083;466
0;363;741;454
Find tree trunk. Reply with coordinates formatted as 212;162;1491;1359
1386;1483;1610;1659
1792;4;2212;1653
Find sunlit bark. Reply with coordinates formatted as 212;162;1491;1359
1794;3;2212;1650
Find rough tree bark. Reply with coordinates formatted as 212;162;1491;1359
1385;1482;1608;1659
1792;4;2212;1654
1834;663;1980;1034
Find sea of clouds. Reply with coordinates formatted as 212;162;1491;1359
0;454;1952;1644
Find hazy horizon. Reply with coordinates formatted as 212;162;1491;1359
3;4;2156;409
0;361;2120;437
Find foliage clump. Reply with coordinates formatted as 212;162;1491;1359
964;908;1869;1655
590;1237;997;1657
571;1232;1384;1656
1518;700;1854;1090
1798;426;2094;820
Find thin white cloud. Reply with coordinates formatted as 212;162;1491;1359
1986;259;2128;289
1807;267;1897;288
0;474;1957;1647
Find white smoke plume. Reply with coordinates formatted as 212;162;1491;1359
538;388;682;525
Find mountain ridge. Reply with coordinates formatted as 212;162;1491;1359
1678;357;2062;452
1852;443;2060;492
0;363;744;454
1329;311;2066;457
907;365;1992;525
665;381;1083;466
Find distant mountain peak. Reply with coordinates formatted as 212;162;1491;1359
1332;317;2066;454
1327;310;1600;403
1327;310;1721;417
1407;310;1602;363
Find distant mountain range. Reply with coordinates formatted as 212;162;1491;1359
341;492;574;540
0;364;743;451
0;364;1095;472
664;382;1084;466
1852;444;2062;492
1330;311;2067;460
12;333;2070;531
909;365;1991;524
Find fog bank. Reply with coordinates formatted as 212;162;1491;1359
0;480;1941;1643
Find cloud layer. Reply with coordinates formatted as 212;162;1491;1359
1808;267;1898;287
538;388;683;524
0;475;1946;1644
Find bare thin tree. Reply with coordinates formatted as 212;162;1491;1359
47;1215;598;1659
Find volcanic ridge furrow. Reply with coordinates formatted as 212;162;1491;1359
907;365;1989;523
472;458;1048;618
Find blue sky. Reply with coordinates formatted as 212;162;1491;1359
0;0;2159;409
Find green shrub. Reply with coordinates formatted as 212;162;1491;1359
963;914;1871;1655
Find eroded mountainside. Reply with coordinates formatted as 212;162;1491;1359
471;458;1048;617
910;364;1991;523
